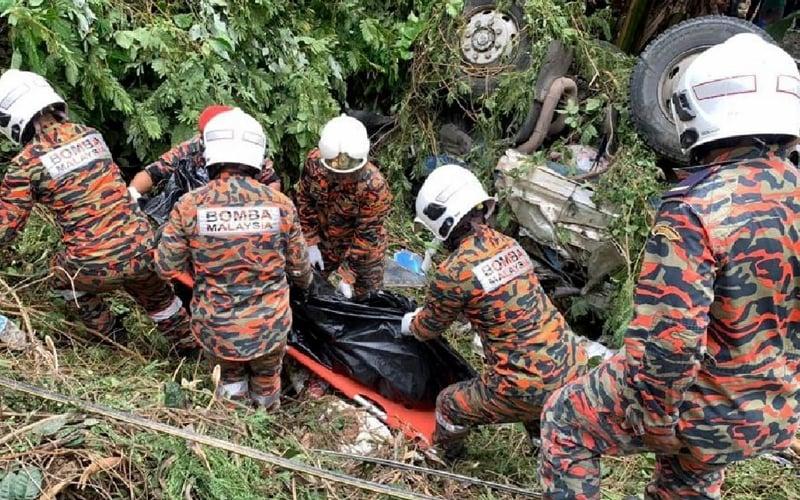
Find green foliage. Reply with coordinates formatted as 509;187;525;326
0;466;43;500
0;0;426;175
0;0;664;336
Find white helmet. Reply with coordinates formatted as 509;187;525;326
671;33;800;152
203;108;266;170
0;69;66;145
415;164;496;241
318;114;370;173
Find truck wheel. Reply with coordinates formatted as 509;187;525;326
629;16;773;164
459;0;531;97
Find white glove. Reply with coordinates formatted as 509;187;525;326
401;308;422;336
307;245;324;271
421;247;436;272
127;186;142;201
337;280;353;299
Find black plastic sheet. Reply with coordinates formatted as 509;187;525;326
290;282;476;409
142;159;209;225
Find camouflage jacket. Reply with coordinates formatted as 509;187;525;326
295;148;392;280
623;144;800;462
0;119;154;267
155;173;311;361
145;134;280;189
411;224;586;399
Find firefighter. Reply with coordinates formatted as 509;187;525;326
128;105;281;200
295;114;392;299
540;34;800;499
155;107;312;409
401;164;587;459
0;69;191;352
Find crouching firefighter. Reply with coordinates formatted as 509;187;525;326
0;70;191;352
401;164;587;459
539;34;800;500
295;114;392;299
155;108;313;409
127;104;281;201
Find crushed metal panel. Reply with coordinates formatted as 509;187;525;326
495;149;621;267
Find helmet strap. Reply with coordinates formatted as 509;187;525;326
443;206;487;252
28;105;67;143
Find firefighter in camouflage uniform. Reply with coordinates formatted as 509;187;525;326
128;105;281;200
0;70;191;351
155;108;312;409
295;114;392;299
401;164;587;458
540;34;800;499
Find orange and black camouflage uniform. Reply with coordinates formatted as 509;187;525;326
295;149;391;297
541;144;800;499
155;172;312;407
409;223;587;438
145;134;281;191
0;119;189;346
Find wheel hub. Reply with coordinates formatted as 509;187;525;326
461;9;519;65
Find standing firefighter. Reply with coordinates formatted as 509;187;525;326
540;34;800;499
155;108;312;409
295;114;392;299
0;70;190;351
127;105;281;200
401;164;587;459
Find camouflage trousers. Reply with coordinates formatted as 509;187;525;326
50;251;191;351
436;377;549;441
319;236;385;298
210;339;286;410
540;354;725;500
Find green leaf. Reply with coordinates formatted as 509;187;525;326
585;97;603;112
36;414;69;436
28;0;43;7
0;467;43;500
10;49;21;69
208;38;232;61
114;31;135;49
0;0;14;13
64;61;79;86
173;13;193;29
445;0;463;18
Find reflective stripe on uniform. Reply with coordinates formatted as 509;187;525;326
436;410;468;433
149;296;183;322
219;380;249;398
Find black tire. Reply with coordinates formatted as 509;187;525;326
630;16;773;164
459;0;531;98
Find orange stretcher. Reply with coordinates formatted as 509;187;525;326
171;272;436;447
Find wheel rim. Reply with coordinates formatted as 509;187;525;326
657;48;707;124
461;8;519;65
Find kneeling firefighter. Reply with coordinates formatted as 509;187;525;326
0;69;191;352
155;108;313;409
401;164;588;459
295;114;392;299
128;104;281;200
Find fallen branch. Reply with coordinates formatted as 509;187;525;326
0;376;436;500
313;449;541;498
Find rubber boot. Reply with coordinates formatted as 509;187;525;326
103;314;129;345
523;420;542;452
432;420;469;462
